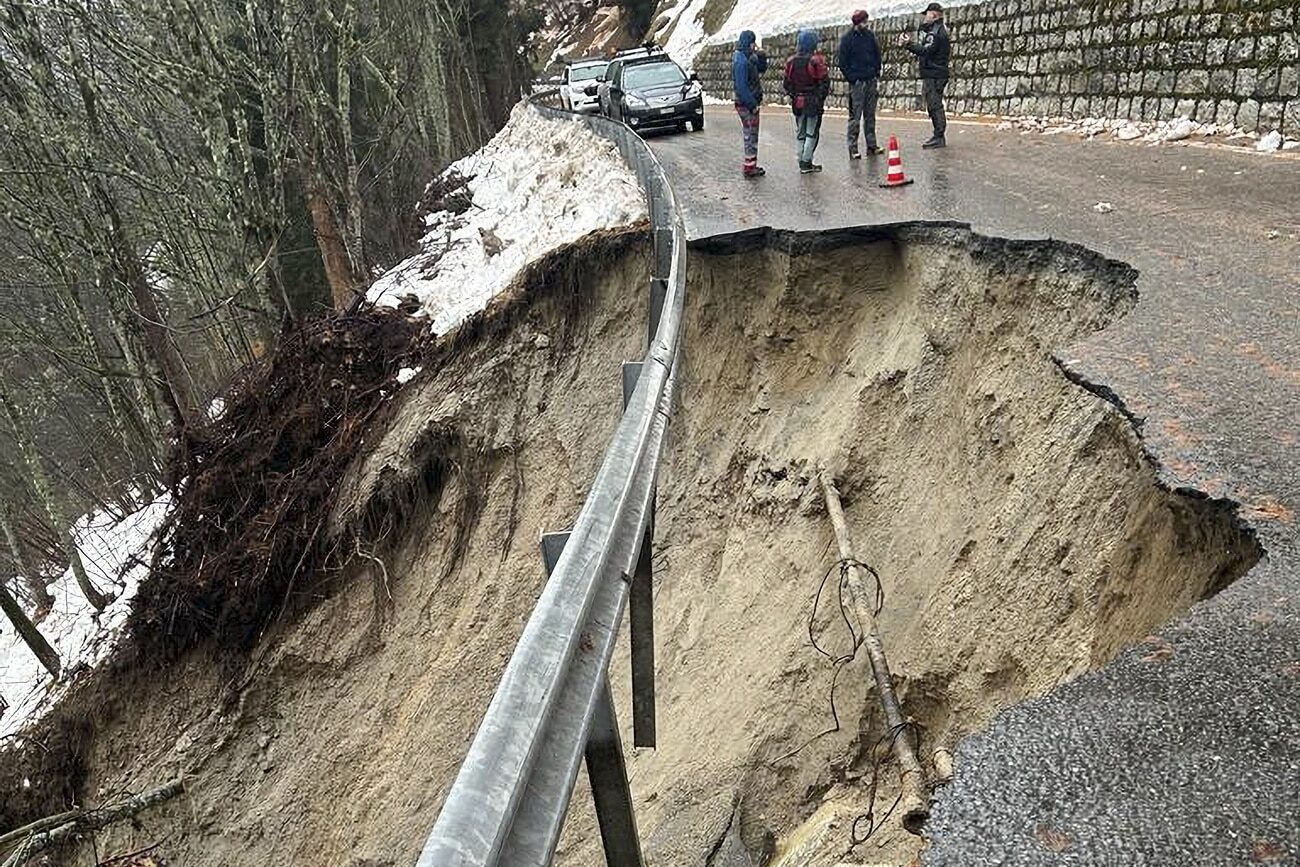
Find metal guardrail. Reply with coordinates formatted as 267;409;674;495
416;89;687;867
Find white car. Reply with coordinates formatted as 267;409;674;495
560;59;607;113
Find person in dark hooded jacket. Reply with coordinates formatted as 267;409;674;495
732;30;768;177
783;29;831;173
838;10;883;158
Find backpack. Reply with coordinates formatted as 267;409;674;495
784;55;824;116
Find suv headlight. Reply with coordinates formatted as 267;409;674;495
686;83;702;98
624;94;648;108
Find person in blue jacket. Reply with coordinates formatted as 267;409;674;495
838;10;883;158
732;30;768;178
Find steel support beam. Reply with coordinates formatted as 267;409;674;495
540;532;645;867
621;362;657;748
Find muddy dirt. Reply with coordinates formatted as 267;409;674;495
7;225;1258;867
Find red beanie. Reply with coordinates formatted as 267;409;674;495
851;9;869;24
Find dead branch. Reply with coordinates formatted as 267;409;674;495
0;779;183;866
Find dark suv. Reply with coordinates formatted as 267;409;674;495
596;49;704;133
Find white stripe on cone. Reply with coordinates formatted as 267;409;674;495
883;135;909;185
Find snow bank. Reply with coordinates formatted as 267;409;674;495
993;114;1297;152
0;494;171;738
368;103;646;335
663;0;979;66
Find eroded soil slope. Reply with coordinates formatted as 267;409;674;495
22;226;1257;867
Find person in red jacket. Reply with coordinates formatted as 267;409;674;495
783;29;831;173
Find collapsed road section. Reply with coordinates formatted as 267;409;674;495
0;210;1263;867
581;225;1260;867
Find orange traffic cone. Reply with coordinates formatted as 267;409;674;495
879;135;914;188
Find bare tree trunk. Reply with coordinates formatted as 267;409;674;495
336;0;366;276
1;500;54;617
106;299;165;463
0;581;60;679
106;207;201;431
305;168;362;309
0;389;111;611
62;287;133;453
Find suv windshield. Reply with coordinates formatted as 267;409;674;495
623;62;685;91
569;63;605;83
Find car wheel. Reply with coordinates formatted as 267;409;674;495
691;118;705;132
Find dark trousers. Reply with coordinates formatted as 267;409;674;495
847;79;879;153
923;77;948;138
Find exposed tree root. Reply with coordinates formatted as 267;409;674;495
128;305;431;660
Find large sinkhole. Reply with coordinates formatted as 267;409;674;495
570;226;1262;866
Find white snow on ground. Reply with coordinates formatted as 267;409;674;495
368;102;646;335
395;366;422;385
993;114;1298;152
663;0;980;67
0;494;171;738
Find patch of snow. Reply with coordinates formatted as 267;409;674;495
396;366;422;385
0;494;171;738
984;113;1290;154
1163;117;1197;142
207;396;226;421
367;103;645;335
665;0;980;67
1093;202;1115;214
1283;139;1300;151
661;0;710;69
550;40;581;65
1256;130;1283;152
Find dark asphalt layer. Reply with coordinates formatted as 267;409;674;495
648;107;1300;865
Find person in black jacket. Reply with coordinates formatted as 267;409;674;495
899;2;951;148
838;10;883;158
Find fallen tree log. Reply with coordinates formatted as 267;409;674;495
820;473;930;835
0;779;183;866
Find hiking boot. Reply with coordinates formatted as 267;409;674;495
865;145;884;156
743;166;766;178
800;162;823;174
922;136;947;149
849;150;863;160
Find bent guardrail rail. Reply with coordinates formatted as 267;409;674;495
416;90;686;867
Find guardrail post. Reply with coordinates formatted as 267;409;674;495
540;531;646;867
649;226;674;342
621;362;657;748
647;279;668;347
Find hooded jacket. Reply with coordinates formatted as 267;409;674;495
905;19;951;79
732;30;768;109
837;26;881;82
783;29;831;115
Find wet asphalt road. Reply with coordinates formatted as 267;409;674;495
648;107;1300;865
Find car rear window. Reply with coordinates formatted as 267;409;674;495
623;62;685;90
569;64;606;83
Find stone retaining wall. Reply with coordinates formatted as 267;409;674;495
693;0;1297;135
